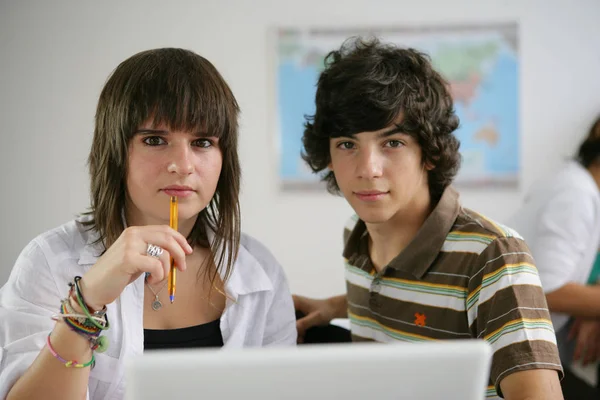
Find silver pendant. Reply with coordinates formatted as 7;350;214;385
151;295;163;311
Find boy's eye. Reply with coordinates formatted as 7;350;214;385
142;136;165;146
386;140;404;148
338;141;355;150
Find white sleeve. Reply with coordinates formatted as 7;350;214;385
530;189;600;293
256;248;298;346
0;239;90;399
241;236;297;346
262;263;297;346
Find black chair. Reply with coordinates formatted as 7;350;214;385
296;311;352;344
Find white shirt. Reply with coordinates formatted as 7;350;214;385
0;217;297;400
507;161;600;331
507;161;600;385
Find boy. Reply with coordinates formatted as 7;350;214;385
294;38;563;400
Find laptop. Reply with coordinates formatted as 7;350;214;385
125;340;492;400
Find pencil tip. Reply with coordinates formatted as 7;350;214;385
170;296;175;303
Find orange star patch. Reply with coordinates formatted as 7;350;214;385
414;312;426;327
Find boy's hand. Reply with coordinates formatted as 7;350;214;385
292;295;338;343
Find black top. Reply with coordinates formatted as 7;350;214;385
144;319;223;350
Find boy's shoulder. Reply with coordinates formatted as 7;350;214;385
454;207;524;242
447;207;530;269
451;208;536;286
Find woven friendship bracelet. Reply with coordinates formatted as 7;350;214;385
46;333;95;369
71;277;110;331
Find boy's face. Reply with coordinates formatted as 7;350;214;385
328;123;431;225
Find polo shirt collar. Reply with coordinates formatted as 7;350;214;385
343;186;461;279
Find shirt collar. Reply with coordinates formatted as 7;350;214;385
206;228;273;299
343;186;461;279
223;244;273;299
77;215;104;266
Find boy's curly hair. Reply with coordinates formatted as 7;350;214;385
302;37;461;201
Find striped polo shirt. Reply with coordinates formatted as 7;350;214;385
343;187;563;399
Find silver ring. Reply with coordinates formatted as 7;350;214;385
146;244;164;258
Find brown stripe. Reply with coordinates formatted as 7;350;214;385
424;251;480;277
346;281;471;338
490;340;563;389
474;285;551;337
467;236;534;282
456;208;508;238
343;225;354;248
346;282;372;314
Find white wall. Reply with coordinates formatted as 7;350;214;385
1;0;599;297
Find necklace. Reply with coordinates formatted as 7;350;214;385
145;274;168;311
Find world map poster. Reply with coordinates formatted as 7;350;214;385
275;23;519;189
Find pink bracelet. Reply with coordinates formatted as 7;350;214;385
46;333;95;368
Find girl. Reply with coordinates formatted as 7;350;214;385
0;48;296;400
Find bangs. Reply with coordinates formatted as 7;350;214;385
324;97;400;138
118;48;239;143
318;75;402;138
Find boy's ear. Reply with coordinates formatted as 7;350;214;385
423;159;435;171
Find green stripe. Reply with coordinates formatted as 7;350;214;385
446;233;494;244
349;315;433;343
467;292;479;309
382;280;466;298
345;262;371;276
486;387;499;398
467;266;538;309
346;263;466;298
482;265;538;287
486;320;554;345
467;291;480;310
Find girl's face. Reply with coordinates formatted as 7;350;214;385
125;121;222;228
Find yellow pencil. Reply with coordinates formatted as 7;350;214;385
168;196;178;303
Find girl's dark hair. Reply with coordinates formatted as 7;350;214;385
84;48;240;285
302;37;461;201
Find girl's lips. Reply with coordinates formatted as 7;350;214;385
162;189;194;197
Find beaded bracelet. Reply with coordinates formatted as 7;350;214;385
46;333;95;369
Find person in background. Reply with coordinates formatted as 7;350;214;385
293;37;564;400
507;115;600;400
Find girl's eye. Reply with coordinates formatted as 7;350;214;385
193;139;213;148
142;136;166;146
